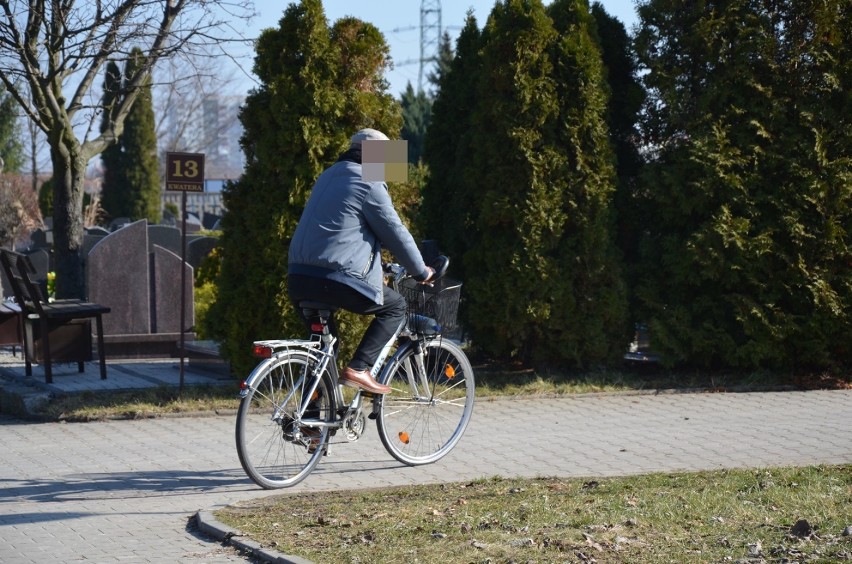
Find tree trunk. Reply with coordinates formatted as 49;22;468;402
50;132;86;300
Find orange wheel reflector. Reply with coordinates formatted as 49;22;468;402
444;364;456;378
311;390;319;401
398;431;410;444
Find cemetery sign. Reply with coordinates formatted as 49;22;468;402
166;152;205;192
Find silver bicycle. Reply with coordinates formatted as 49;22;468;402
235;256;475;489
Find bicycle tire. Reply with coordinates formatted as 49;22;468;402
235;350;336;489
376;338;475;465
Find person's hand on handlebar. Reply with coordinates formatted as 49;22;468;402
420;266;436;285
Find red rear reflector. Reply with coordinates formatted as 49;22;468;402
253;344;273;358
310;323;325;333
240;381;248;390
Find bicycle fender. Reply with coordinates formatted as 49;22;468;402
240;348;323;397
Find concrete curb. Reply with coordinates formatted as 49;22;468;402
194;510;314;564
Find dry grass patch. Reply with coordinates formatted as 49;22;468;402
215;465;852;563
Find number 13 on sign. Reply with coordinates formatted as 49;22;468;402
165;152;205;192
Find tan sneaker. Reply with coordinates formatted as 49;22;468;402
339;367;391;394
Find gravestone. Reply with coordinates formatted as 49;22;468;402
82;233;106;259
85;219;196;357
87;219;150;335
202;213;221;230
0;268;11;300
109;217;131;231
86;226;110;237
184;214;203;234
24;249;51;293
186;236;218;271
29;229;51;249
151;245;194;333
147;224;182;255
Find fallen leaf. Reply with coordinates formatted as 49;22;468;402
583;532;603;552
748;541;763;557
509;538;535;547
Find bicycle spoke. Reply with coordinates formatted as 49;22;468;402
377;339;475;465
236;351;335;489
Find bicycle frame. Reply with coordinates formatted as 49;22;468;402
242;315;414;434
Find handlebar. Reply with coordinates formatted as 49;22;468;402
384;255;450;285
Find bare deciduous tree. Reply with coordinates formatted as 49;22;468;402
0;0;254;298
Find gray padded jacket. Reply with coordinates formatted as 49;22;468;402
288;159;429;305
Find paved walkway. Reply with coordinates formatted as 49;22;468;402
1;352;850;563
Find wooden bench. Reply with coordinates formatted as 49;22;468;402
0;249;110;383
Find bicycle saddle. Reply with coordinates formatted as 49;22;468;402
299;300;338;312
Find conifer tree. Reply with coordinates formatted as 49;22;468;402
421;13;481;279
399;82;432;164
589;2;645;305
423;1;627;367
543;0;628;365
120;49;160;223
634;0;851;369
100;49;160;223
426;31;455;97
449;0;623;367
210;0;401;372
461;0;561;365
0;84;23;173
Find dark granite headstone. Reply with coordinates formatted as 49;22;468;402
184;214;203;234
87;219;150;335
186;236;218;270
202;213;221;230
24;249;50;284
109;217;131;231
0;268;11;300
82;233;106;258
30;229;51;249
151;246;194;333
86;226;110;237
147;224;182;255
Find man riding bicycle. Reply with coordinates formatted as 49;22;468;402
288;128;435;395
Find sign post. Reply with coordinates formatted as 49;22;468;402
165;152;205;392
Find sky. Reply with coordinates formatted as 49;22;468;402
233;0;640;97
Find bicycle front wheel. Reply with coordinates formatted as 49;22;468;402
377;338;475;465
235;351;336;489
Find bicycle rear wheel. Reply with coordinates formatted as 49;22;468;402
376;338;474;465
235;351;335;489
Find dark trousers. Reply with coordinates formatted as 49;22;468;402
288;274;407;370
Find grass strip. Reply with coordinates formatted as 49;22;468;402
215;465;852;563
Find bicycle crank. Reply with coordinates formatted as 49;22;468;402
343;407;368;441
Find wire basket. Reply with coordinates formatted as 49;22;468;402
399;277;462;333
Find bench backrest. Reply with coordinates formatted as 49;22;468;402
0;249;48;316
